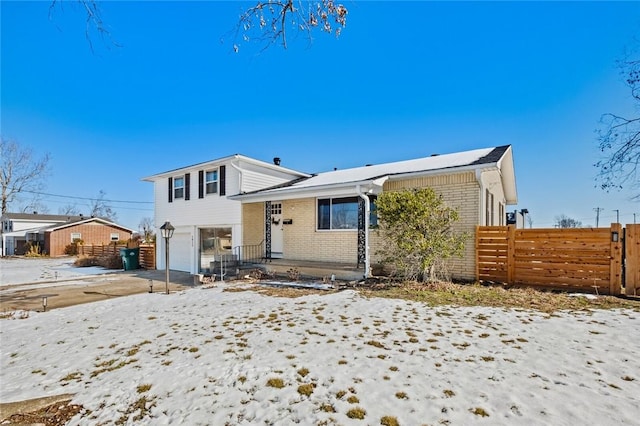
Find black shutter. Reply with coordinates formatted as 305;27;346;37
219;165;226;196
185;173;191;200
168;177;173;203
198;170;204;199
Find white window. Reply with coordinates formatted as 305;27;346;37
71;232;82;242
110;233;119;242
174;176;185;199
206;170;218;194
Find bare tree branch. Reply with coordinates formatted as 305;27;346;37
0;138;51;215
229;0;348;52
49;0;119;52
596;56;640;199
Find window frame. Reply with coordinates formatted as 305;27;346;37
110;233;119;242
70;232;82;242
317;196;360;231
205;169;218;195
174;175;185;199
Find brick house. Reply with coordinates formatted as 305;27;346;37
230;145;517;281
1;213;133;256
44;217;134;256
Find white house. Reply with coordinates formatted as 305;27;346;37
142;155;309;274
1;213;83;256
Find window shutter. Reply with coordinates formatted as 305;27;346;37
168;177;173;203
185;173;191;201
219;165;226;196
198;170;204;199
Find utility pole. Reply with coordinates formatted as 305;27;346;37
594;207;603;228
613;209;620;224
634;213;637;224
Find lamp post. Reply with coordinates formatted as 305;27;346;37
159;221;174;295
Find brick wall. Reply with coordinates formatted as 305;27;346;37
47;223;132;257
371;171;480;280
242;203;265;245
282;198;358;264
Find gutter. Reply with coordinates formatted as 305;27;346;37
356;184;372;279
229;159;244;193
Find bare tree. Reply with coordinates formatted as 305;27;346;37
139;217;155;242
596;55;640;199
232;0;348;51
59;204;81;215
50;1;348;53
0;138;51;215
554;214;583;228
89;190;117;221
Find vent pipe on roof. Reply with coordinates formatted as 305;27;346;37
273;157;281;166
430;154;439;157
33;211;38;214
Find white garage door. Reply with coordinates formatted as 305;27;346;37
170;232;192;272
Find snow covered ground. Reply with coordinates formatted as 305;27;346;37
1;283;639;425
0;257;119;287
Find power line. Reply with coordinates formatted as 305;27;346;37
23;190;153;205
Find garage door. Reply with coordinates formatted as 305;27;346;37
170;233;192;272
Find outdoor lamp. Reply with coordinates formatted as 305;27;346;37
148;279;153;293
160;221;175;239
160;221;174;295
612;231;619;243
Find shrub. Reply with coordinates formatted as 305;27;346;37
98;254;123;269
24;242;44;257
64;239;83;255
74;256;99;267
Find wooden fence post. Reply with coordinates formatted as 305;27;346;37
625;224;640;296
609;223;623;296
507;225;516;285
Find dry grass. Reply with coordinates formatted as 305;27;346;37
223;279;639;312
359;282;640;313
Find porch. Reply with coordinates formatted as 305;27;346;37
247;258;366;282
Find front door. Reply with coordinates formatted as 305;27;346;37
270;201;283;258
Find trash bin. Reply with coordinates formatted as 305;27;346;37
119;247;140;270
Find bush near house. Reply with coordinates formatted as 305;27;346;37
375;187;468;283
74;254;122;270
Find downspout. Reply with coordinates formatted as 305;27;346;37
356;185;371;279
229;159;244;193
230;160;245;253
475;169;484;225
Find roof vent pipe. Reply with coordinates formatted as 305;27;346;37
273;157;281;166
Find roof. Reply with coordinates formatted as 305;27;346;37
141;153;310;181
2;213;85;222
232;145;517;203
45;217;134;233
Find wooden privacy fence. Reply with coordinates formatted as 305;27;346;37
476;224;639;296
78;243;156;270
138;244;156;270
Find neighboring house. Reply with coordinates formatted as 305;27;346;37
141;155;310;274
44;217;134;256
230;145;517;281
1;213;83;256
0;213;133;256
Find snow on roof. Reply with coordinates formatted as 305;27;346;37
237;146;509;198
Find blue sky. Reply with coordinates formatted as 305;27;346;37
2;1;640;230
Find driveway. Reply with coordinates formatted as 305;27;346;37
0;257;194;313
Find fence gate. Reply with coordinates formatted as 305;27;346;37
476;224;628;295
626;224;640;296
